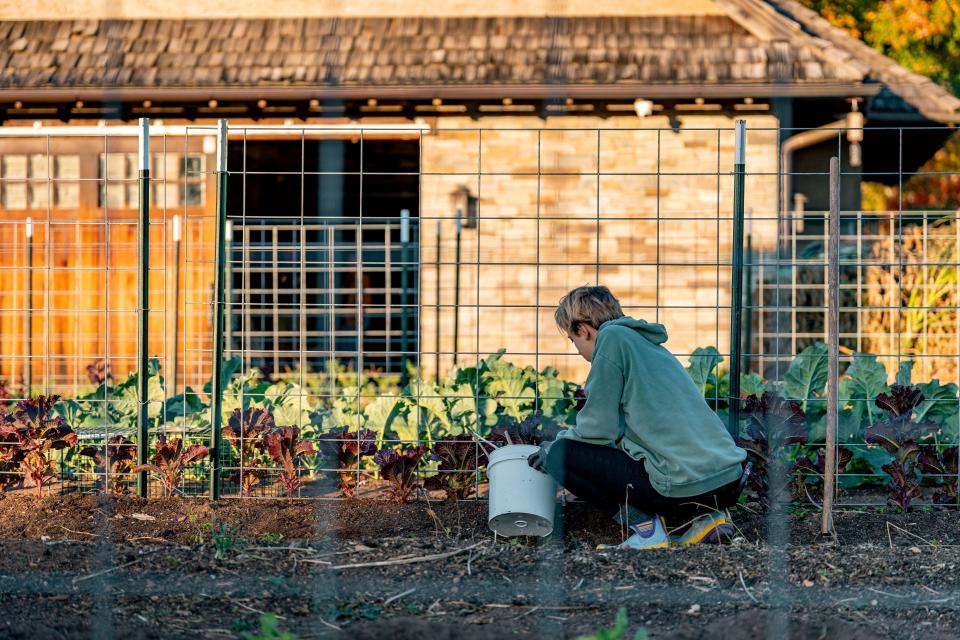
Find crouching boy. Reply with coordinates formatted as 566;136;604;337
529;286;747;550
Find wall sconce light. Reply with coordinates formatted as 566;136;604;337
451;185;478;229
634;99;654;118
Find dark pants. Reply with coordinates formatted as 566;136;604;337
544;438;742;526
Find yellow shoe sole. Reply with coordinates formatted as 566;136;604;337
596;541;670;551
670;517;728;547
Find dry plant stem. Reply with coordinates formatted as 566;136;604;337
384;587;417;606
886;521;939;547
235;601;285;620
325;540;485;571
738;571;760;603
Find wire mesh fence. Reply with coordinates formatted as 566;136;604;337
0;120;957;512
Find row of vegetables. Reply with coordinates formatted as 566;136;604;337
0;343;957;511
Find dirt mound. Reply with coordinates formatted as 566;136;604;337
664;610;876;640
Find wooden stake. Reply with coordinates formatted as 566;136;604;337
821;156;840;535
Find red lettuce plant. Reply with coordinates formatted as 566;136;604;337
424;435;487;500
262;426;316;496
490;413;560;446
319;429;377;497
373;445;426;502
79;435;136;495
792;446;853;503
134;436;209;496
223;407;275;495
917;445;958;507
735;391;808;505
864;385;938;512
0;396;78;497
0;378;14;415
86;359;111;385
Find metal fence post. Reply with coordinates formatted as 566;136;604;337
453;208;462;366
209;119;229;500
24;217;33;399
136;118;151;498
171;214;182;398
434;220;441;381
728;120;747;436
224;219;233;358
822;156;840;534
400;209;410;384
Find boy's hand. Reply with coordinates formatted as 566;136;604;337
527;445;548;473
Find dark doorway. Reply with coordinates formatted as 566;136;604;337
224;137;420;378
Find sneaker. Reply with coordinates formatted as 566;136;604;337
597;515;669;550
669;510;734;546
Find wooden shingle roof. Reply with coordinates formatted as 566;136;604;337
0;0;956;122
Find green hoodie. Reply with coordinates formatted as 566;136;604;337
555;317;746;498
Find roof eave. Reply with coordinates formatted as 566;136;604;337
0;82;885;103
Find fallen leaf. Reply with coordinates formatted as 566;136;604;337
131;513;156;522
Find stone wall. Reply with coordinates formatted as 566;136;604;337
418;114;780;382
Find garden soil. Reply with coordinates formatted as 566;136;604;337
0;492;956;639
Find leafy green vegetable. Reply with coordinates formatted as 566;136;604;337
917;445;958;506
223;408;274;496
840;353;890;430
686;347;722;397
782;343;829;412
79;435;136;495
423;435;487;500
915;379;960;423
133;436;209;497
373;445;427;502
0;396;78;497
736;391;808;505
262;427;315;497
483;353;536;421
864;386;939;511
321;429;378;497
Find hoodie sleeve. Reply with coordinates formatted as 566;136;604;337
558;352;624;446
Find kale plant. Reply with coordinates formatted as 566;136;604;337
917;445;958;507
373;445;427;502
79;435;136;495
223;407;275;495
134;436;209;496
0;396;78;497
424;435;487;500
792;446;853;503
735;390;808;505
262;426;316;496
864;385;938;512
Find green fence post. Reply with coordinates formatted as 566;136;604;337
209;119;228;500
728;120;747;437
136;118;151;498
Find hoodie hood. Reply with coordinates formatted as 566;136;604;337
599;316;668;345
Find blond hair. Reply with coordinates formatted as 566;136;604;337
554;286;624;335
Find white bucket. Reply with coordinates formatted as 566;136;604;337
487;444;557;537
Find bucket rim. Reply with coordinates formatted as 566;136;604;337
487;443;540;465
